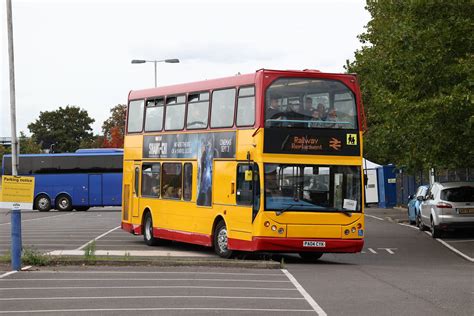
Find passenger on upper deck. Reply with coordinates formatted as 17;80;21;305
265;97;285;127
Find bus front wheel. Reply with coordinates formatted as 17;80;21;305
143;212;159;246
35;195;51;212
214;221;233;259
56;195;73;212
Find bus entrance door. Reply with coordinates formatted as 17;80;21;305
89;174;103;206
131;164;140;218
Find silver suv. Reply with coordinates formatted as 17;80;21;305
418;182;474;238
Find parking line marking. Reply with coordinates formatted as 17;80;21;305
0;213;74;226
398;223;419;230
365;214;384;221
0;285;298;291
76;226;120;250
446;239;474;243
282;269;326;316
0;270;18;279
0;295;305;301
0;308;314;314
434;238;474;263
24;271;284;276
0;278;291;283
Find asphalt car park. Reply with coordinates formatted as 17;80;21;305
0;266;318;315
1;206;473;315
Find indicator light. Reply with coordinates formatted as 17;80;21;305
351;227;356;233
278;228;284;234
357;223;362;229
271;225;277;231
264;221;270;227
344;229;350;235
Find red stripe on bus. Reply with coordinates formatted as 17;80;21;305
153;228;213;247
229;237;363;253
121;222;142;235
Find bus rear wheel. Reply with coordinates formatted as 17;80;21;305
143;212;159;246
35;195;51;212
214;221;233;259
56;195;73;212
299;252;323;262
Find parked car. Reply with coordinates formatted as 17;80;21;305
418;182;474;238
407;185;428;225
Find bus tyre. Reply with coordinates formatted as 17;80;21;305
56;195;73;212
143;212;159;246
35;195;51;212
214;221;233;259
299;252;323;262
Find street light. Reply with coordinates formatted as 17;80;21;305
131;58;180;87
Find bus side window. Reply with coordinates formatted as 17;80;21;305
236;164;253;205
210;88;236;128
162;163;182;199
142;163;160;198
183;163;192;201
236;86;255;127
127;99;145;133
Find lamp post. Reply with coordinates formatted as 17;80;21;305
131;58;180;87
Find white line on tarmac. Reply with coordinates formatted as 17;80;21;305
0;266;32;279
46;250;214;257
0;307;314;314
0;278;291;283
365;214;384;221
367;212;473;263
0;213;74;226
433;236;474;263
398;223;419;230
0;295;305;301
0;270;18;279
282;269;327;316
24;271;284;276
0;285;297;291
445;239;474;243
75;226;121;250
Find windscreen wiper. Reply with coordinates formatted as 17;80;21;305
276;203;307;216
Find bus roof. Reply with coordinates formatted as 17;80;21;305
75;148;124;153
128;69;357;101
3;150;123;158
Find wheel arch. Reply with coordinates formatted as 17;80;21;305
211;215;226;247
141;207;152;233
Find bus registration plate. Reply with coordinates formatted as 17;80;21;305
303;241;326;247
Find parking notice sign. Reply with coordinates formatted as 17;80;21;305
0;176;35;210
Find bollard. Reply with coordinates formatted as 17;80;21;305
11;209;22;270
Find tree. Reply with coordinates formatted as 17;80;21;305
346;1;473;171
102;104;126;148
28;106;95;153
19;131;42;154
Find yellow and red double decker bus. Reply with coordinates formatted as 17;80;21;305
122;69;365;260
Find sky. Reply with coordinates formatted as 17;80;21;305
1;0;371;137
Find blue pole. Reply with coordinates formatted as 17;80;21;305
11;209;22;270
